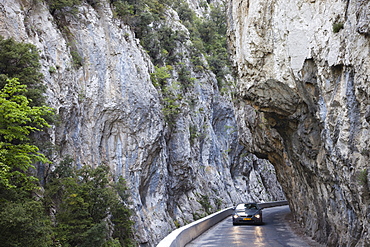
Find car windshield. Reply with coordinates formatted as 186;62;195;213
235;203;259;212
245;205;258;210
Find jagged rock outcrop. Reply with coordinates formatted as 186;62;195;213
228;0;370;246
0;0;285;245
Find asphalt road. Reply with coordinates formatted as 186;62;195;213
186;205;316;247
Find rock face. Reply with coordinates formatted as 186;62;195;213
228;0;370;246
0;0;285;245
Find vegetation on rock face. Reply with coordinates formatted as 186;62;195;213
0;37;134;247
176;1;231;87
0;78;53;191
332;22;344;33
45;158;135;246
44;0;231;77
0;37;53;192
44;0;232;126
111;0;232;126
0;78;54;247
45;0;82;14
150;65;183;124
0;36;46;106
358;169;368;186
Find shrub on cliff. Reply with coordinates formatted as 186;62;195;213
172;1;231;87
194;3;230;87
45;0;82;14
0;36;46;107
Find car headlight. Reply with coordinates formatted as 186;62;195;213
233;215;239;219
255;214;260;219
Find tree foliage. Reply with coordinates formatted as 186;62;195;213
45;158;135;246
0;36;46;106
0;199;53;247
0;78;53;192
112;0;230;87
0;37;134;246
0;78;54;247
45;0;82;14
184;2;230;86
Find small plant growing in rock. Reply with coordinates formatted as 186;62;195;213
214;198;223;210
49;66;57;73
358;169;368;186
196;193;212;215
189;124;200;145
333;22;344;33
70;49;83;68
173;220;181;228
46;0;82;15
150;65;172;88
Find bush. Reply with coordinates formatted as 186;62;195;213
177;64;195;90
151;65;172;88
333;22;344;33
161;81;182;125
358;169;368;186
46;0;82;14
176;1;195;23
112;1;134;20
45;158;135;246
0;36;46;106
71;49;83;68
0;199;53;247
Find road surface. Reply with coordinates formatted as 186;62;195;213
186;205;319;247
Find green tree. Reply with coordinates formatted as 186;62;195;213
0;36;46;106
150;65;172;88
196;3;230;86
45;0;82;14
0;200;53;247
0;78;53;192
45;158;135;246
0;78;54;247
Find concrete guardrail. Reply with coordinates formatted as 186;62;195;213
156;200;288;247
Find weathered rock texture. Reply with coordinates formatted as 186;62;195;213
228;0;370;246
0;0;285;245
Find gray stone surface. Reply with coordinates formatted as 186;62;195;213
228;0;370;246
0;0;285;245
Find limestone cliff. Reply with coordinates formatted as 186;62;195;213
228;0;370;245
0;0;284;245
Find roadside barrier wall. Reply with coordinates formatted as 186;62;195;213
156;200;288;247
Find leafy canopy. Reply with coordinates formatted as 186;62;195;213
0;199;53;247
0;78;53;191
0;78;54;246
0;36;46;106
45;158;135;247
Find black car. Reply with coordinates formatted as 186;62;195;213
232;203;263;225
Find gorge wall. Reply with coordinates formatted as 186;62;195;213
228;0;370;246
0;0;285;245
